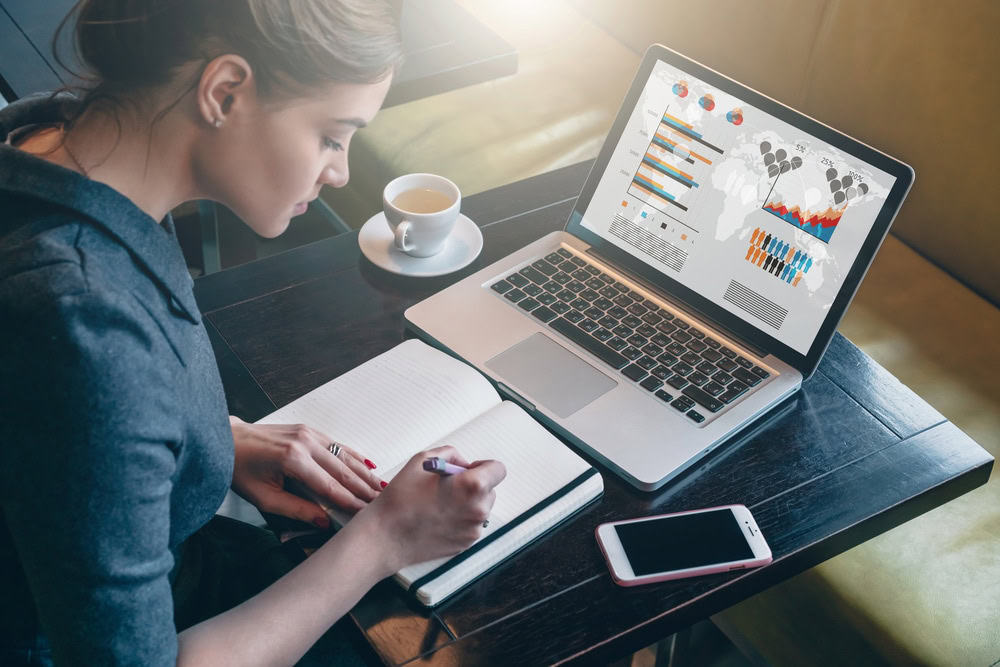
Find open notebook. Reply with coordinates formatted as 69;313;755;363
257;339;604;606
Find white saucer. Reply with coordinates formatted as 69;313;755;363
358;211;483;277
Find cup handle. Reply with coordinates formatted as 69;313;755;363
393;220;414;252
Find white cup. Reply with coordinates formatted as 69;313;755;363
383;173;461;258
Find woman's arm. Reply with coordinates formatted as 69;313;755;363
178;445;505;666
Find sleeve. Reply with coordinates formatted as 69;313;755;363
1;288;183;666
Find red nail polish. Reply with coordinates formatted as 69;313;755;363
380;481;388;489
313;516;330;530
365;459;377;470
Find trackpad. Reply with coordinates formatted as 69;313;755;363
485;333;617;418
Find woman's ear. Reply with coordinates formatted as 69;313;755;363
197;54;255;129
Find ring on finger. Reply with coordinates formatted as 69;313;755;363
328;442;343;458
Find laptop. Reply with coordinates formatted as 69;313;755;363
404;44;914;491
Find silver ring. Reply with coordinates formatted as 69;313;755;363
328;442;342;458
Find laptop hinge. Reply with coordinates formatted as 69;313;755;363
584;247;769;359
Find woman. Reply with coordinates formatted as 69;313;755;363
0;1;505;664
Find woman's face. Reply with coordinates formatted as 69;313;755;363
199;76;392;238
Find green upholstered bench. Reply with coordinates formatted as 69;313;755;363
323;1;999;663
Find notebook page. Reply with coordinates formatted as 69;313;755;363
395;400;597;586
256;340;499;473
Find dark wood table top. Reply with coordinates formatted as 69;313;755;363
0;0;516;106
194;161;994;666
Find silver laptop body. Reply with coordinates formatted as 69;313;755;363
405;45;914;491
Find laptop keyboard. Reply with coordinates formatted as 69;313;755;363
489;247;772;424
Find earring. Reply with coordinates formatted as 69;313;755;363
214;119;223;128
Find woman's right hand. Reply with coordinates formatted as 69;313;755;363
359;445;507;575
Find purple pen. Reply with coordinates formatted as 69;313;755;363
422;456;469;476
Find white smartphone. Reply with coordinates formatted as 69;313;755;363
595;504;772;586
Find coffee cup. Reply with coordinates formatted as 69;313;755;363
383;173;461;258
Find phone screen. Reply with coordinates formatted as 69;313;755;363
614;508;754;575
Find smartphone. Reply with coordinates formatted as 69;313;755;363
595;504;772;586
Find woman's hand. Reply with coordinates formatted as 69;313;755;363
229;416;384;528
355;445;507;574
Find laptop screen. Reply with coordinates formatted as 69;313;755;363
576;57;901;357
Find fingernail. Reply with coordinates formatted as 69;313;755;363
365;459;377;470
313;516;330;530
380;481;388;489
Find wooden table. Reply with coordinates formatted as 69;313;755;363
0;0;516;106
194;161;994;665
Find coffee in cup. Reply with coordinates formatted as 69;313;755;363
383;173;461;258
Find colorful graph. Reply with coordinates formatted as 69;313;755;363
761;201;844;243
744;227;812;286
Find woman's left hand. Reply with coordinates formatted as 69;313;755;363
228;416;384;528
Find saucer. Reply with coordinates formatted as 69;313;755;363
358;212;483;277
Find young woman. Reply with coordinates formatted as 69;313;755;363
0;1;505;664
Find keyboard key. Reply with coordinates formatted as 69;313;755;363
552;271;571;284
639;376;663;392
627;290;645;302
685;338;707;353
665;342;687;357
703;381;725;397
566;280;585;293
641;343;663;357
551;301;570;314
572;269;590;281
491;279;513;294
621;346;642;360
599;286;620;299
655;389;674;403
720;346;737;359
613;294;635;308
584;264;600;275
584;307;604;320
736;355;754;369
541;280;562;294
626;302;649;316
518;297;540;311
689;327;706;339
656;320;677;335
656;352;678;367
687;371;709;386
686;410;705;423
607;337;627;351
504;288;526;302
538;292;557;306
627;334;648;348
579;289;600;301
612;324;633;338
719;383;749;404
622;315;643;329
636;355;659;371
696;360;717;375
681;351;701;366
700;348;723;363
598;315;618;329
569;255;586;266
657;309;675;321
597;272;614;283
651;334;672;347
593;298;614;311
507;273;529;288
564;309;584;323
732;367;762;386
666;375;688;390
651;365;672;380
570;298;590;311
671;329;693;344
523;283;542;297
531;305;556;322
704;338;721;349
545;251;563;264
532;259;558;276
558;260;577;273
712;369;734;385
636;324;657;338
641;311;663;325
672;362;694;376
671;395;695;412
682;385;724;413
593;327;613;342
557;248;572;258
519;266;549;284
549;316;628;369
751;366;771;379
578;318;598;332
622;364;648;382
556;289;576;302
716;357;738;372
673;320;690;330
608;306;628;319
